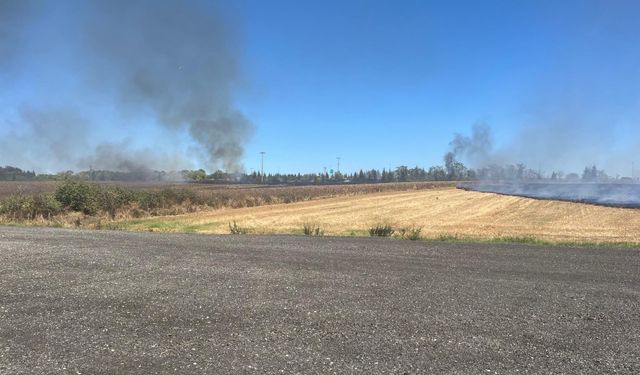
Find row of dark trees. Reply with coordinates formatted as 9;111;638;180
75;169;185;182
234;166;452;185
0;166;37;181
0;159;619;184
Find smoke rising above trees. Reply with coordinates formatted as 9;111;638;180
0;0;253;174
447;120;637;180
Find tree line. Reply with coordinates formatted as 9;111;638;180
0;158;623;184
0;166;36;181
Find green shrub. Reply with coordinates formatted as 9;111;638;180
159;188;200;205
137;188;200;211
303;223;324;236
397;226;422;240
54;180;99;215
0;193;61;220
96;186;135;218
369;224;395;237
137;191;163;211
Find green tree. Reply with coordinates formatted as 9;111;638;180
184;169;207;181
396;166;409;182
444;152;467;180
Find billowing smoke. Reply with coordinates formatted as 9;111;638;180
0;0;253;174
449;123;495;167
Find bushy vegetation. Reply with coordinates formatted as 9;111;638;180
136;188;200;211
0;180;202;222
369;224;395;237
53;181;199;218
0;180;454;225
55;180;100;215
0;193;61;220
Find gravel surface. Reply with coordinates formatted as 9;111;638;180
1;227;639;374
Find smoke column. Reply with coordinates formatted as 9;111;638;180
0;0;253;174
449;123;495;168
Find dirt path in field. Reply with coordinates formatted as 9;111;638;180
119;187;640;242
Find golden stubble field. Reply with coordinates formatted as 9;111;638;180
119;187;640;243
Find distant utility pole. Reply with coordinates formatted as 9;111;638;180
633;161;635;179
260;151;266;183
336;157;341;174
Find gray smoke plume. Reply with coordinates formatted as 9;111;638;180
78;142;193;174
0;0;253;174
449;123;495;167
451;115;634;178
454;120;640;207
0;108;90;172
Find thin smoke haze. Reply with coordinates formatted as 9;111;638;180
0;0;253;174
450;119;638;179
451;123;640;208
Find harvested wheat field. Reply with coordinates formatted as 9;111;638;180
117;187;640;243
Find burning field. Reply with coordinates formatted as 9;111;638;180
3;180;640;244
114;186;640;244
459;181;640;208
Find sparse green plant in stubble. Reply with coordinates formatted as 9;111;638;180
369;223;395;237
228;220;249;234
396;225;423;240
491;235;540;244
302;223;324;236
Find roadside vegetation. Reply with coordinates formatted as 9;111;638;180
302;223;324;236
3;180;640;247
0;180;453;227
396;226;423;240
228;220;250;235
0;180;203;222
369;224;395;237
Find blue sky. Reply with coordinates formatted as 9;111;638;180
229;0;640;175
1;0;639;175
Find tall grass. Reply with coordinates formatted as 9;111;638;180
0;180;454;224
0;193;61;220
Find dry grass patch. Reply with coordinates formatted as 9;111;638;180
114;187;640;244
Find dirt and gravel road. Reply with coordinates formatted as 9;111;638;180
1;227;639;374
